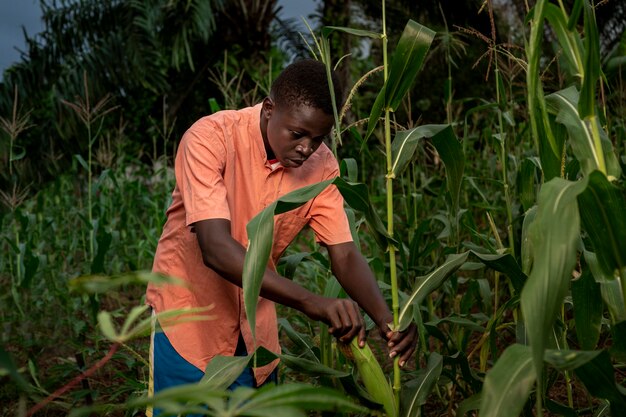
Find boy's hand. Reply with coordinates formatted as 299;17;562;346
306;296;367;347
379;318;418;368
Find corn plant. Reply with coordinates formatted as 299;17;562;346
478;1;626;416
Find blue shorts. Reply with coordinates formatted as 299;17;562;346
147;320;277;417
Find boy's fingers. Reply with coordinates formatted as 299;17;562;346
357;325;367;347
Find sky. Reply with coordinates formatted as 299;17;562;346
0;0;320;77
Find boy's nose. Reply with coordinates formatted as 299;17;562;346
296;140;314;156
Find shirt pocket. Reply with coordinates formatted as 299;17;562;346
272;213;309;262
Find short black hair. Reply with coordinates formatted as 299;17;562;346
270;59;343;115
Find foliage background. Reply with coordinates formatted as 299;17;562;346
1;0;625;416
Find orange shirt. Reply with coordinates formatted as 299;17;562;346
146;104;352;383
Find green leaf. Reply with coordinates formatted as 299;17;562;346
401;352;443;416
240;384;367;415
519;158;538;212
470;251;527;294
527;0;561;179
543;348;601;371
119;305;150;337
90;227;112;274
321;26;382;39
280;353;350;378
384;20;436;112
365;87;386;141
201;354;251;390
391;124;449;178
480;344;536;417
340;158;359;182
572;268;603;350
98;311;119;341
397;252;469;331
365;20;435;141
426;316;485;334
609;321;626;361
574;350;626;415
578;171;626;275
208;97;221;113
579;0;601;118
520;177;588;388
456;393;482;416
543;3;583;78
69;271;184;294
546;87;617;176
74;153;89;171
584;250;626;323
431;126;464;216
278;252;311;280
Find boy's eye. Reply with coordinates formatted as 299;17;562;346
290;130;303;139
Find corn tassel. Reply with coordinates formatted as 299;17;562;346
339;338;397;417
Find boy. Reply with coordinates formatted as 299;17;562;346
146;59;417;406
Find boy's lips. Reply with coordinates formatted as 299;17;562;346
289;158;305;166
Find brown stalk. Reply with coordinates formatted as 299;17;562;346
26;343;120;417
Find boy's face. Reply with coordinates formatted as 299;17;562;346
261;97;334;168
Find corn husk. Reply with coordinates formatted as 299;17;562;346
339;338;397;417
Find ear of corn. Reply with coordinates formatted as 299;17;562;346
340;338;397;417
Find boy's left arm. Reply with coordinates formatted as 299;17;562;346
327;241;418;367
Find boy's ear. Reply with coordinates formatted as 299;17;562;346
262;97;274;119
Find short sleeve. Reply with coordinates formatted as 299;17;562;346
307;152;353;245
175;119;232;225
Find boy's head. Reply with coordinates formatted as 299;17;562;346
260;59;342;168
269;58;343;115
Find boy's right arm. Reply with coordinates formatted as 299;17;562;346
194;218;366;343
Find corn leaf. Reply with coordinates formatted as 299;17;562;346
543;348;601;371
579;0;600;118
527;0;561;178
397;252;469;331
519;158;538;212
431;125;464;218
573;350;626;416
480;344;536;417
98;311;118;341
401;352;443;417
577;171;626;276
583;250;626;323
365;20;435;140
237;383;368;415
520;177;588;394
543;3;583;79
456;393;482;416
385;20;435;112
572;268;603;350
471;250;527;294
340;158;359;182
321;26;382;39
546;87;619;177
391;124;449;178
201;354;251;390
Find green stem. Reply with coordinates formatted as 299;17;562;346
494;63;515;254
381;0;400;410
13;220;22;285
561;303;574;408
87;122;94;263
